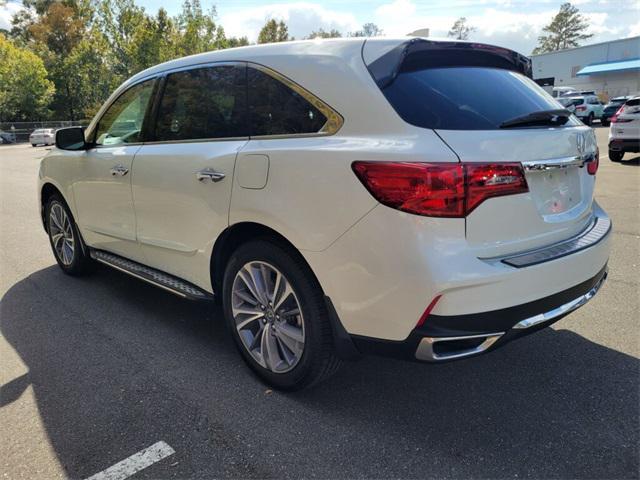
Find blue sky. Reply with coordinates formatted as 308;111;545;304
2;0;638;55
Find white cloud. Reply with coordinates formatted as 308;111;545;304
0;1;24;31
219;2;359;41
628;21;640;37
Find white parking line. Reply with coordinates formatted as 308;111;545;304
84;441;175;480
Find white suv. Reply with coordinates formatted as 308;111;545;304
39;38;611;389
559;95;604;125
608;96;640;162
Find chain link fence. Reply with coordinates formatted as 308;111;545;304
0;121;88;144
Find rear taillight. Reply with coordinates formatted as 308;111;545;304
610;105;626;123
587;148;599;175
575;105;587;112
352;161;528;218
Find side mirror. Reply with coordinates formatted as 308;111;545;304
56;127;87;151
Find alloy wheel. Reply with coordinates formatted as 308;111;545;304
231;261;305;373
49;203;75;266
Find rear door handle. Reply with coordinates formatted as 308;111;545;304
110;164;129;176
196;168;225;183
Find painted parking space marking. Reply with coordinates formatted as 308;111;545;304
84;441;175;480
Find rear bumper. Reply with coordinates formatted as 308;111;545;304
351;265;607;362
609;138;640;153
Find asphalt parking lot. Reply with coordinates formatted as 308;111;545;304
1;126;638;479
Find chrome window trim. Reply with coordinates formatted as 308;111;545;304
142;137;249;146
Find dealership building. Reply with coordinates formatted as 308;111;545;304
531;36;639;99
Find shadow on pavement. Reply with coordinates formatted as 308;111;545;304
1;265;639;479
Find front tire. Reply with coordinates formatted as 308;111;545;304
45;195;92;275
222;240;341;390
609;150;624;162
601;120;610;127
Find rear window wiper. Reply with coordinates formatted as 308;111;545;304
500;109;571;129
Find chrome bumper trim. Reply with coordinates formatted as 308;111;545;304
415;332;504;362
513;269;607;329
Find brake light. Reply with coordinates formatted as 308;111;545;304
575;105;587;111
587;148;599;175
610;105;625;123
352;162;528;218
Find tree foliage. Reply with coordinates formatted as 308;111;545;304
0;34;54;121
448;17;475;40
257;19;290;44
533;3;593;54
349;23;383;37
3;1;386;121
306;28;341;39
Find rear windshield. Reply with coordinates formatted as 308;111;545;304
379;66;578;130
559;97;584;107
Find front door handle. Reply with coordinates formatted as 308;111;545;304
196;168;225;183
110;164;129;176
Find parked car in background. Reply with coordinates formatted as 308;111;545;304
601;96;632;126
608;96;640;161
0;130;17;144
30;128;56;147
559;95;603;125
39;38;610;390
552;86;578;98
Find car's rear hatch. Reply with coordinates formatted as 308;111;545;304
364;38;598;257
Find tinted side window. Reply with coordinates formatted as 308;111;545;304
155;65;246;141
95;80;154;146
248;68;326;136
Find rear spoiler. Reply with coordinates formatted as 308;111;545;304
366;38;532;89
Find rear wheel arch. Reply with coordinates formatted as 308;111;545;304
210;222;322;297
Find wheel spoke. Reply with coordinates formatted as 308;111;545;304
261;327;280;372
235;312;264;330
234;288;258;306
274;282;294;311
51;232;64;247
275;336;296;365
238;268;262;305
276;322;304;344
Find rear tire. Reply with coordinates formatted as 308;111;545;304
45;195;92;275
585;113;594;126
601;120;610;127
222;239;341;390
32;144;37;147
609;150;624;162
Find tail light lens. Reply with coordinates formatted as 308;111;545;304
587;148;599;175
352;161;528;218
611;105;633;123
575;105;587;112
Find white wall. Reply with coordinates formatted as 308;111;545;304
531;36;640;99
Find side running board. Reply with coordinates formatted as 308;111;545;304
90;249;214;301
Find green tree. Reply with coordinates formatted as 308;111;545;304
257;19;290;43
447;17;475;40
306;28;341;39
63;30;119;120
226;36;250;48
533;3;593;54
0;34;54;121
349;23;382;37
175;0;227;56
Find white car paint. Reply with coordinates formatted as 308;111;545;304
39;38;611;351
